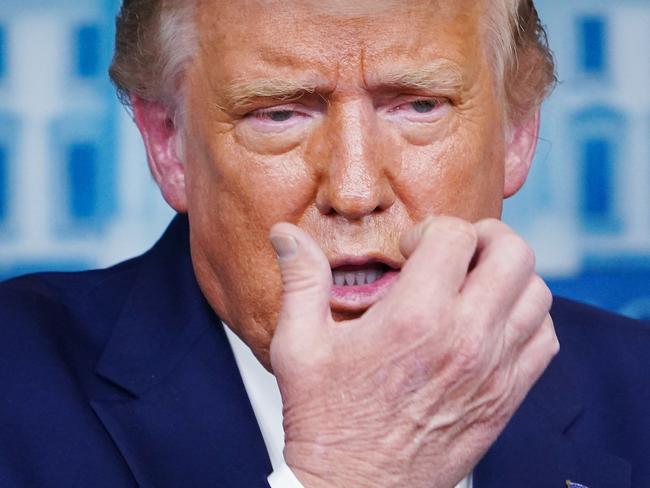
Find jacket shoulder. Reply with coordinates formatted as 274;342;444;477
3;256;138;326
0;258;141;390
0;258;149;486
551;296;650;351
550;297;650;452
1;256;139;310
551;296;650;379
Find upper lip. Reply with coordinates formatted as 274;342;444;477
328;254;402;271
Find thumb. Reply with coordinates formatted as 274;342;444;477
269;223;333;332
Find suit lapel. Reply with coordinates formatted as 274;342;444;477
89;215;272;487
474;339;631;488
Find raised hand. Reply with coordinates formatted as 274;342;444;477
269;216;559;488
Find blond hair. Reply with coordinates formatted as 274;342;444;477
109;0;555;125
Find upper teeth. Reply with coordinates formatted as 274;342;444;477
332;269;383;286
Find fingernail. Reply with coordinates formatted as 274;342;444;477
270;234;298;259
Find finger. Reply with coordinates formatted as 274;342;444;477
459;219;536;325
269;223;333;332
390;216;478;305
399;216;436;259
503;274;553;352
513;314;559;390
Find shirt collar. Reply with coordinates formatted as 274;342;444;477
223;323;286;472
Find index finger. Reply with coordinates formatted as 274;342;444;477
459;219;537;325
385;216;478;308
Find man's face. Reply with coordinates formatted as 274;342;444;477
181;0;514;366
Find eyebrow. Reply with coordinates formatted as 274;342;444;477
219;60;465;113
220;77;323;113
370;60;465;95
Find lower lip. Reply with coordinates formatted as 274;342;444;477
330;270;400;312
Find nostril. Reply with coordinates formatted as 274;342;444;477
315;178;394;220
319;195;380;220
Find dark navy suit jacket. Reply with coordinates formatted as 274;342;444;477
1;215;649;487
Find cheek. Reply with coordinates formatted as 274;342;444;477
184;131;295;341
395;121;506;221
234;119;307;156
187;123;318;226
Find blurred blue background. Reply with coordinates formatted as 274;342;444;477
0;0;648;319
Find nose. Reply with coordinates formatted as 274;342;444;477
313;99;395;220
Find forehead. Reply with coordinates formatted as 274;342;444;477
193;0;485;90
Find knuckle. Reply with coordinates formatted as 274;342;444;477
532;275;553;311
545;317;560;355
520;275;553;317
432;217;478;250
521;244;537;271
491;232;535;276
504;233;535;268
477;217;504;229
529;316;560;364
475;217;511;236
451;332;485;373
456;296;485;329
550;335;560;356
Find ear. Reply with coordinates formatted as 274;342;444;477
132;95;188;212
503;109;541;198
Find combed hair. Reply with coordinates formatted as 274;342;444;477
110;0;197;111
484;0;557;122
109;0;556;124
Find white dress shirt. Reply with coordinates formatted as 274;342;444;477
224;324;473;488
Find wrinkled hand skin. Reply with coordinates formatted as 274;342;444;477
270;216;559;488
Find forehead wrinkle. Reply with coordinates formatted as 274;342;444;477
299;0;431;17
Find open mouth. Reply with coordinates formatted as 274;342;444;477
328;258;401;311
330;258;400;312
331;263;391;287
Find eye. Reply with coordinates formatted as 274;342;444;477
386;97;449;123
410;100;439;113
255;110;296;122
244;103;317;134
